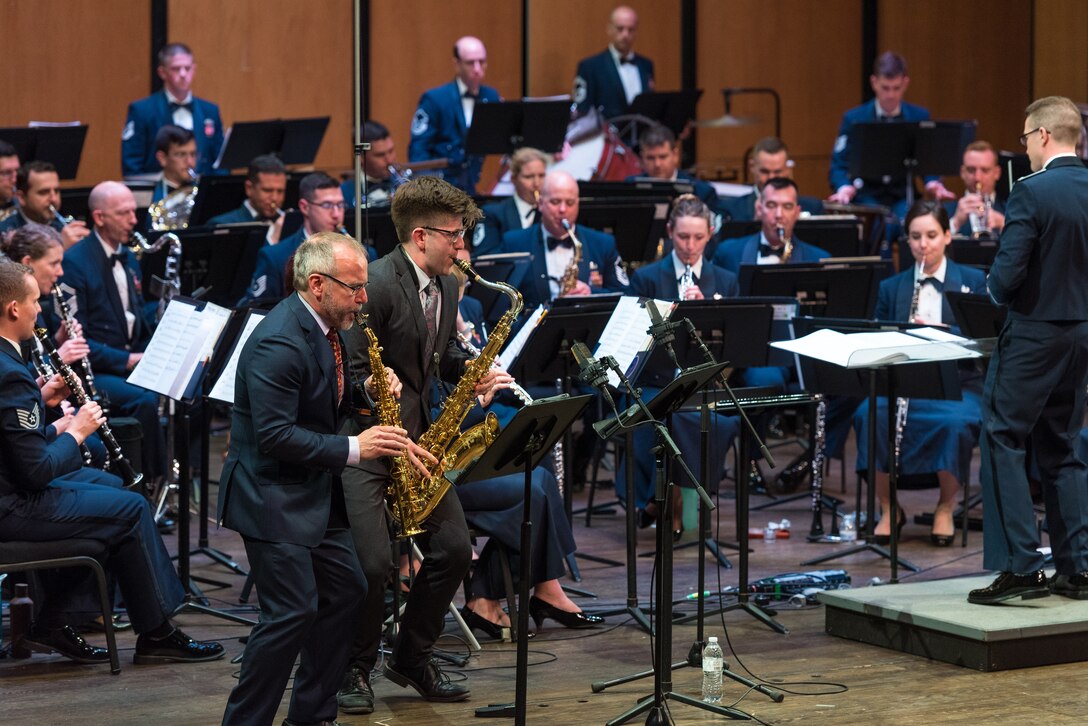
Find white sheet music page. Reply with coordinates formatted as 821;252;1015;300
595;296;674;387
772;328;979;368
127;299;231;400
209;311;268;404
498;304;546;372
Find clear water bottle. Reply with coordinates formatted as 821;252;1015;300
10;582;33;659
763;524;776;543
840;512;857;542
701;636;724;703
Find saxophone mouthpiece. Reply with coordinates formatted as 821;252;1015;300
561;219;572;232
452;257;478;280
353;310;369;328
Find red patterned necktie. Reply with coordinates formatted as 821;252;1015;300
326;329;344;402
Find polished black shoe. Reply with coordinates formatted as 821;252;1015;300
872;508;907;546
672;527;684;543
25;625;110;664
460;606;506;641
967;570;1050;605
528;596;605;629
336;663;374;715
636;508;654;529
384;658;471;702
1050;572;1088;600
133;627;225;664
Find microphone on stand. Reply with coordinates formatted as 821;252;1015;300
571;341;611;391
643;298;681;370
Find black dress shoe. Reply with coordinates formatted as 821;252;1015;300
1050;572;1088;600
528;596;605;629
25;625;110;664
460;606;506;641
967;570;1050;605
133;627;225;664
384;658;470;702
637;508;654;529
336;663;374;715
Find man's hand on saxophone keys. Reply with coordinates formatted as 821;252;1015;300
365;365;402;400
475;367;514;407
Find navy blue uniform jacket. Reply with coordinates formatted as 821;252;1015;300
121;92;224;177
573;50;654;119
712;232;830;275
828;100;933;192
876;260;987;324
408;80;500;194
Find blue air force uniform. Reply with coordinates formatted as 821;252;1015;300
853;259;987;481
408;80;500;194
121;91;224;177
711;232;830;275
719;190;824;222
477;195;535;258
573;48;654;120
0;211;64;237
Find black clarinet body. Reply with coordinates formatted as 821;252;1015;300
34;328;144;493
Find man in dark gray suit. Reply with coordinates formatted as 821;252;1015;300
219;232;430;726
337;177;510;714
970;96;1088;605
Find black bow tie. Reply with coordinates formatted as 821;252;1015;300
108;253;125;267
525;207;541;224
880;113;902;122
619;56;636;65
547;236;574;251
168;101;192;113
918;276;943;291
759;243;784;258
462;91;479;101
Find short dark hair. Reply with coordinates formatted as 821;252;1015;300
298;172;340;202
904;200;950;234
752;137;789;158
761;176;799;199
247;154;286;183
639;123;676;150
0;140;16;159
17;161;57;194
154;125;195;155
391;176;482;245
1;222;62;262
873;51;908;78
0;260;34;309
158;42;193;66
361;121;391;144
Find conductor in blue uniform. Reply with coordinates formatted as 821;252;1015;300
971;96;1088;605
121;43;223;178
573;5;654;119
408;36;500;195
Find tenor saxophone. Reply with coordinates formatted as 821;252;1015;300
387;259;523;537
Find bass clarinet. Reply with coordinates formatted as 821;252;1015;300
34;328;144;493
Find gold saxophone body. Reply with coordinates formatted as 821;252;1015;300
557;220;583;296
383;259;523;537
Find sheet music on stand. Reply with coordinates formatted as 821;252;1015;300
209;310;268;404
497;305;547;371
127;297;232;401
592;296;674;387
771;327;979;369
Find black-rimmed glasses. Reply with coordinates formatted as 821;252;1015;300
1019;127;1044;147
319;272;366;295
421;225;468;242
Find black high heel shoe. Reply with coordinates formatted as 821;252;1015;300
528;596;605;630
872;508;906;545
930;508;955;547
459;606;517;641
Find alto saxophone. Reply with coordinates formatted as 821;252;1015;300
557;219;583;296
354;311;424;537
777;224;794;263
387;259;523;537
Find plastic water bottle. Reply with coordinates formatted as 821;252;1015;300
763;524;776;543
701;636;724;703
10;583;33;659
840;512;857;542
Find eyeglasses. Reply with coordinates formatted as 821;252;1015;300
1019;127;1044;147
310;201;346;211
0;169;17;178
421;225;468;242
318;272;366;295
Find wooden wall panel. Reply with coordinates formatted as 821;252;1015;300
695;0;862;197
1034;0;1088;102
369;0;523;188
878;0;1032;193
169;0;354;175
0;0;150;188
526;0;682;99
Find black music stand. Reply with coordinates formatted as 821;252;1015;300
576;199;670;263
740;260;893;319
508;302;620;572
0;125;88;179
465;101;570;156
790;320;978;581
464;253;532;325
138;227;266;309
847;120;976;209
948;237;999;270
446;394;592;724
626;90;703;138
214;117;330;171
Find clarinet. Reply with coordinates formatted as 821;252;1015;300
29;336;95;467
808;395;827;537
34;328;143;493
51;287;108;414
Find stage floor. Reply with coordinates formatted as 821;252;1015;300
6;433;1088;723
